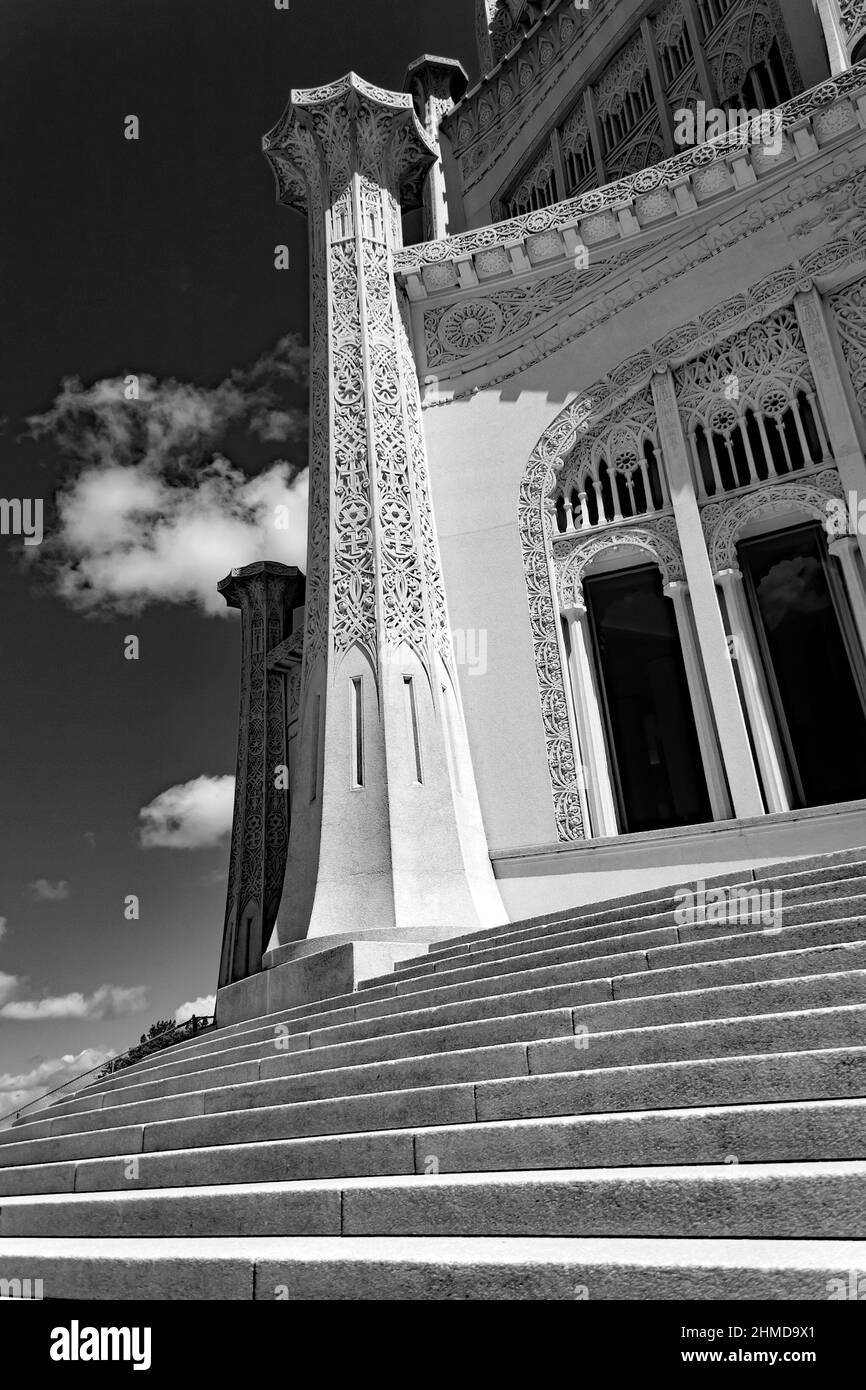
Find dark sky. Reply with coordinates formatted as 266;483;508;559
0;0;477;1105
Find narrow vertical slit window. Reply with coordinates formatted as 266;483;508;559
351;676;364;788
403;676;424;785
309;692;321;804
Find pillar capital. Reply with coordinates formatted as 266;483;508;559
263;72;437;223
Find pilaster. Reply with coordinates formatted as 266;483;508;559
651;368;765;818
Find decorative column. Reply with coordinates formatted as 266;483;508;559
715;568;792;814
830;534;866;657
681;0;719;108
663;581;732;820
795;287;866;567
562;604;619;838
642;16;677;156
218;563;305;986
403;56;469;242
813;0;854;73
262;74;506;946
651;368;765;817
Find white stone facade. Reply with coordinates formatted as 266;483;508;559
394;1;866;917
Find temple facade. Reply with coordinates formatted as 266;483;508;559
218;0;866;1015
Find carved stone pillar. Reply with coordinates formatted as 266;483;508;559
218;563;305;987
830;533;866;657
795;287;866;569
663;581;732;821
651;368;765;818
715;567;793;814
813;0;854;73
262;74;506;946
403;56;469;241
562;604;618;838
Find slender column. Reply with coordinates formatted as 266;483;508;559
583;87;608;184
715;568;792;813
642;16;677;156
681;0;719;107
830;534;866;658
651;368;765;817
263;74;506;945
795;287;866;567
813;0;852;73
562;604;619;837
663;581;732;821
403;57;468;242
218;563;305;986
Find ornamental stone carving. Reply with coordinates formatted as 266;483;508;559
262;74;505;944
700;471;846;572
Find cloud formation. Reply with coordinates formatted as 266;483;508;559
139;775;235;850
0;1048;116;1121
0;983;148;1022
29;879;71;902
174;994;216;1024
27;336;310;616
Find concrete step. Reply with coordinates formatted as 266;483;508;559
5;1043;865;1186
0;1234;862;1300
0;1095;863;1196
33;988;866;1134
50;962;866;1100
386;887;866;989
420;849;866;960
2;1161;863;1239
357;914;866;1000
13;939;866;1138
408;872;866;974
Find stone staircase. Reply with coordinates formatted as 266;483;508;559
1;846;865;1300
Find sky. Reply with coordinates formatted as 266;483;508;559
0;0;477;1116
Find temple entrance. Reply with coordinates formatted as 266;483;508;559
584;565;712;834
739;523;866;807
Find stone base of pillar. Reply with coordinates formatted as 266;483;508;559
214;936;430;1027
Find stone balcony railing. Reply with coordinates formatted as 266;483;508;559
396;63;866;299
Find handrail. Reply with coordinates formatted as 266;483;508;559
0;1014;216;1131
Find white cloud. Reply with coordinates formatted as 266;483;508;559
174;994;216;1024
0;971;19;1007
0;1048;116;1122
27;336;309;617
139;775;235;850
29;879;71;902
0;983;148;1022
0;917;7;943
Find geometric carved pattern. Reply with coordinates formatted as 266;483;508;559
555;522;686;613
700;470;846;573
830;274;866;424
841;0;866;50
263;76;452;688
518;277;855;844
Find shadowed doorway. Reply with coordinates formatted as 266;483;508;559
585;564;712;834
739;523;866;807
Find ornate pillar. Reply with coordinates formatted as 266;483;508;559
562;604;619;838
262;74;506;946
651;368;765;818
218;563;305;986
664;581;732;820
715;568;792;814
403;56;468;242
813;0;854;73
830;534;866;657
795;287;866;568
